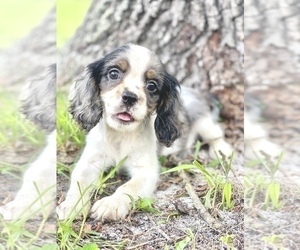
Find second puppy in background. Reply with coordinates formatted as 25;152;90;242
57;44;232;221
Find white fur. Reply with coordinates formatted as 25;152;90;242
57;45;162;221
57;119;159;220
0;131;56;220
57;45;233;221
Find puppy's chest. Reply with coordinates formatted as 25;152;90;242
105;134;139;161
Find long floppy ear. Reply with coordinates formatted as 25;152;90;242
19;65;56;132
155;72;182;147
68;60;104;131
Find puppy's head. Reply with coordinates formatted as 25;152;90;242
69;44;181;147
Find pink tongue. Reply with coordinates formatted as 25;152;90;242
117;112;132;121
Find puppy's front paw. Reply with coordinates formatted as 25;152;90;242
91;194;131;221
209;138;234;160
0;196;53;220
56;197;90;220
0;200;27;220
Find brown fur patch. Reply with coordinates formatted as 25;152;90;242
145;69;157;80
116;60;129;72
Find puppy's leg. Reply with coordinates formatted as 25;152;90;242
56;148;111;220
190;114;233;159
56;127;112;220
91;158;159;221
0;132;56;220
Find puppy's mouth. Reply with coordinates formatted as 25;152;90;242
115;112;135;123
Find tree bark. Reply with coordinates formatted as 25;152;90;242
245;0;300;87
244;0;300;155
58;0;244;90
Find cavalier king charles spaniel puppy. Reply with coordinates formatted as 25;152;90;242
56;44;232;221
0;65;56;220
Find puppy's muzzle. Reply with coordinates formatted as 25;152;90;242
122;91;138;106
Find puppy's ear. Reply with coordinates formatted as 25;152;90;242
69;60;104;131
19;65;56;132
155;73;181;147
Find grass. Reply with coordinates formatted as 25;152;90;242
0;1;92;249
220;234;236;250
0;0;53;48
0;186;56;250
244;152;284;210
57;158;130;249
175;229;194;250
1;215;56;250
0;0;92;49
0;161;24;179
262;234;286;249
0;89;44;149
56;92;85;152
128;196;159;215
0;0;252;240
57;0;92;47
1;219;51;250
0;89;45;180
55;92;243;248
162;151;236;211
1;87;242;249
0;90;51;249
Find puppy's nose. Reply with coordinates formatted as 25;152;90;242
122;91;138;106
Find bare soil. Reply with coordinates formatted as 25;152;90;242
1;85;299;249
243;85;300;249
56;158;244;250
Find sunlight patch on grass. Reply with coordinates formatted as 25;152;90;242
0;0;53;48
0;0;92;49
57;0;92;47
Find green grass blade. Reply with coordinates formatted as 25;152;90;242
161;164;195;174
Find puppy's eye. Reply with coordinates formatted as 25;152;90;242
108;68;121;80
146;80;158;93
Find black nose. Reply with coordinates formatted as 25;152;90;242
122;91;138;106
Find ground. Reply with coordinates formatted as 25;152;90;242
55;154;244;249
1;84;299;249
54;84;245;249
243;85;300;249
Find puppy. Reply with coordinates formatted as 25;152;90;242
160;86;233;159
56;44;232;221
0;65;56;220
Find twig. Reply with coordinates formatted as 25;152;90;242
126;239;162;249
179;170;222;230
149;216;171;241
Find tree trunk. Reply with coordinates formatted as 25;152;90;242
245;0;300;87
58;0;244;90
244;2;300;249
0;8;56;86
244;0;300;161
